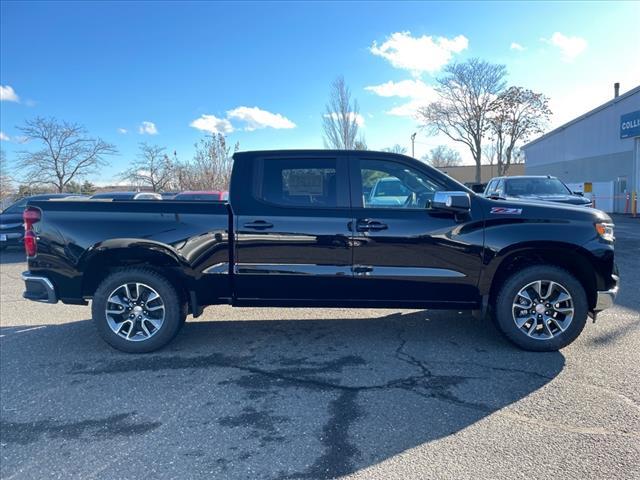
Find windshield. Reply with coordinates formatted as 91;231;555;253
2;198;28;214
373;178;410;197
505;178;571;196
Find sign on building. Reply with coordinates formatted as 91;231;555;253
620;110;640;138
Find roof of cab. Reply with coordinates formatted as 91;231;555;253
232;149;418;162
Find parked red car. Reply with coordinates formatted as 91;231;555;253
174;190;228;201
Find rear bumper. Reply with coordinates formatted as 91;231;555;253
0;231;23;247
594;275;619;312
22;272;58;304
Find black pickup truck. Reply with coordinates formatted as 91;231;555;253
21;150;618;353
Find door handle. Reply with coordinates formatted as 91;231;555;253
243;220;274;230
356;219;388;232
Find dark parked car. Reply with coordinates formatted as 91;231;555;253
174;190;228;201
21;150;617;353
0;194;86;250
484;175;592;206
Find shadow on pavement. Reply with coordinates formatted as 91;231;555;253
0;310;565;479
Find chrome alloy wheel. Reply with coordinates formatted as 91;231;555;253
512;280;574;340
105;282;165;342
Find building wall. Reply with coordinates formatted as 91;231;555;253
437;164;524;184
523;87;640;212
526;151;633;182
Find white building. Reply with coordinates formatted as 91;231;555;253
522;84;640;213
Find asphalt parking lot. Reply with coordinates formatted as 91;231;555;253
1;216;639;480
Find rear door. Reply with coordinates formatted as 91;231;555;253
349;155;484;307
233;153;354;302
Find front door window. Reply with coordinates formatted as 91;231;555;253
360;159;448;209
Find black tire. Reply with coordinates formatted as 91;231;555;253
92;268;186;353
494;265;588;351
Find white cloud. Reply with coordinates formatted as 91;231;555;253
189;114;234;134
117;128;128;134
370;31;468;76
544;32;587;61
510;42;525;51
138;121;158;135
0;85;20;102
365;79;438;117
365;79;434;99
323;112;365;127
0;131;9;141
227;106;296;131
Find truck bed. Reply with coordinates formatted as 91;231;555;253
26;199;232;305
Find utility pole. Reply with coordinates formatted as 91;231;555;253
410;132;417;158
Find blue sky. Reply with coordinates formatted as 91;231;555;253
1;1;639;183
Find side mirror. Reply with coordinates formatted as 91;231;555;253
573;191;584;196
432;191;471;212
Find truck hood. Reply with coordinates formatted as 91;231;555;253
484;197;612;223
507;193;592;206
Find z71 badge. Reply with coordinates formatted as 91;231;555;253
490;207;523;215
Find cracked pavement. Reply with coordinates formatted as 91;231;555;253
1;215;639;479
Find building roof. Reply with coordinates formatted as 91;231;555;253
523;84;640;150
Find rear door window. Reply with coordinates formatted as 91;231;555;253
254;158;348;208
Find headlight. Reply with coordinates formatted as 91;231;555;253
595;222;614;242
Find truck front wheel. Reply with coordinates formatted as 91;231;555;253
494;265;588;351
92;268;186;353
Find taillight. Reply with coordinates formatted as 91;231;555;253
23;207;41;257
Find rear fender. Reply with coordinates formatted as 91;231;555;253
79;239;195;297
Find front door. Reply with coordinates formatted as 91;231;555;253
349;156;484;308
233;154;354;303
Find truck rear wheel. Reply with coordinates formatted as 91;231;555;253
92;268;186;353
494;265;588;351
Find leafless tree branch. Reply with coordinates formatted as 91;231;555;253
16;117;117;192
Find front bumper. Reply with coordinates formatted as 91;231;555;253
594;275;619;312
22;272;58;304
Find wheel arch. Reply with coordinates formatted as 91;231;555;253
487;244;599;310
80;241;191;303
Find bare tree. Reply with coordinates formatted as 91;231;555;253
482;143;498;167
382;144;407;154
489;87;551;175
323;76;364;150
121;143;174;192
511;147;525;164
175;134;237;191
417;58;506;182
16;117;117;192
423;145;462;168
353;136;368;151
0;149;14;200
